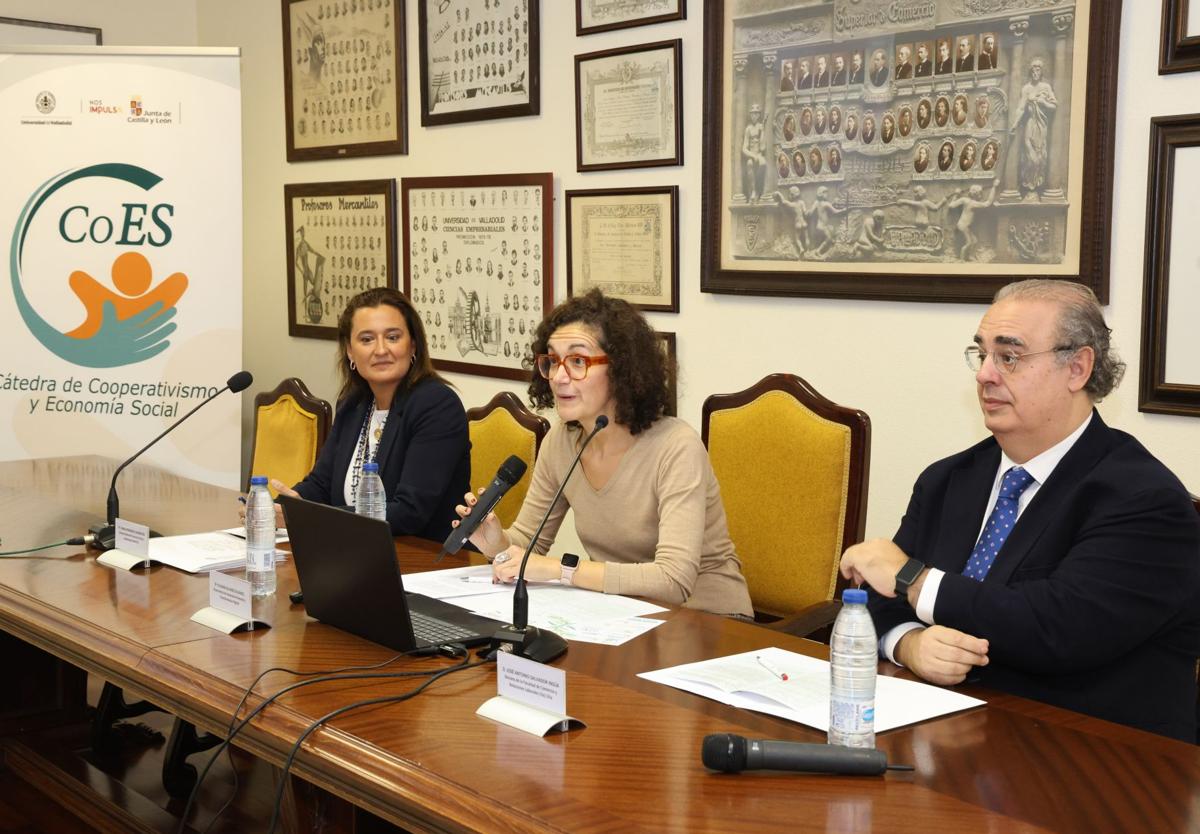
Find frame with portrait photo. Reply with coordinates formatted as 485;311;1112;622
281;0;407;162
577;0;685;36
401;173;553;381
1160;0;1200;74
416;0;539;126
285;179;398;341
700;0;1121;304
1139;114;1200;417
565;185;679;313
575;39;683;172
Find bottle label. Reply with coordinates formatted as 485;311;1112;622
247;549;274;571
830;699;875;734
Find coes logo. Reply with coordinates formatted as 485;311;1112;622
9;163;188;368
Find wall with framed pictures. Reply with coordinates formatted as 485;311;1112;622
198;1;1200;546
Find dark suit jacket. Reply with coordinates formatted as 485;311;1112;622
936;57;953;74
797;72;813;89
831;68;848;85
956;54;975;72
848;66;864;84
870;66;889;86
896;62;913;79
292;379;470;543
870;413;1200;741
979;51;996;71
915;59;933;77
813;70;829;87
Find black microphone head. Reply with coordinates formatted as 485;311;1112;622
227;371;253;393
497;455;527;486
701;733;747;773
594;415;609;430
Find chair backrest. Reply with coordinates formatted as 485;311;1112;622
249;378;333;496
467;392;549;528
702;374;870;620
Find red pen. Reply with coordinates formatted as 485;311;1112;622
756;655;788;681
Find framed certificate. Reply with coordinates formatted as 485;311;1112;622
576;0;685;36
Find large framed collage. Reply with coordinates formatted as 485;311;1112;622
699;0;1121;303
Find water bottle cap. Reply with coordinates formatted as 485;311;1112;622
250;475;268;485
842;588;868;604
362;461;379;473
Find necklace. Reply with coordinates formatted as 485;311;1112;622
350;401;388;501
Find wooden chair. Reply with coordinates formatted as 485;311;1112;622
702;373;871;639
248;377;332;494
467;392;549;527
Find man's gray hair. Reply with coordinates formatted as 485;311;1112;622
994;279;1125;400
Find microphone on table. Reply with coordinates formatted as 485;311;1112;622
88;370;254;551
438;455;527;561
701;733;914;775
489;415;608;663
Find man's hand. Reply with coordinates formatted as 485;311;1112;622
896;626;989;685
839;539;910;596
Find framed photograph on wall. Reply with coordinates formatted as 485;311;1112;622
576;0;685;36
656;330;678;417
575;39;683;171
1139;114;1200;417
402;173;553;381
699;1;1121;304
1160;0;1200;74
0;16;101;44
281;0;407;162
417;0;539;126
285;179;397;340
565;185;679;312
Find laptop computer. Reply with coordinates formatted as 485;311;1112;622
278;495;506;652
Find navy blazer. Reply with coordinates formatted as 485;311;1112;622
292;379;470;543
871;412;1200;741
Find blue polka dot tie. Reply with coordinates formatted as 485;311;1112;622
963;466;1036;581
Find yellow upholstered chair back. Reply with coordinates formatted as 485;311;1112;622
467;392;549;527
249;378;332;497
703;374;870;624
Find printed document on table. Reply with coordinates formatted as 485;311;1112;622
400;564;511;598
149;532;286;574
639;647;984;733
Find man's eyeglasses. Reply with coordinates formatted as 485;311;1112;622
963;345;1076;375
535;353;609;381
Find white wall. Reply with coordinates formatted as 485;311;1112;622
0;0;197;46
186;3;1197;543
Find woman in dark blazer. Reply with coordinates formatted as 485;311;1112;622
273;287;469;542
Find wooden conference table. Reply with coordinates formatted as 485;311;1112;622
0;456;1198;833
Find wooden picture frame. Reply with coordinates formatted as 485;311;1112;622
700;1;1121;304
1160;0;1200;74
0;16;101;44
281;0;407;162
575;39;683;172
285;179;397;340
416;0;540;126
576;0;685;36
565;185;679;313
1139;114;1200;417
656;331;678;417
402;173;553;381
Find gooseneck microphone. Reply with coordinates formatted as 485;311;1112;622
701;733;913;775
489;415;608;663
439;455;527;560
88;371;254;551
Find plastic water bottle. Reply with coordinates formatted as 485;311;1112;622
245;475;276;596
355;461;387;522
828;587;877;748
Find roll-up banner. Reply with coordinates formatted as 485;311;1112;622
0;47;242;487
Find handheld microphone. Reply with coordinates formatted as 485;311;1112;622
490;415;608;663
701;733;912;775
439;455;527;560
88;370;254;551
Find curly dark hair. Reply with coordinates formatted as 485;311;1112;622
526;289;672;435
334;287;446;405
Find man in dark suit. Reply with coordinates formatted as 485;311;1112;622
796;58;813;89
831;54;848;86
914;43;933;77
840;280;1200;742
895;45;913;79
979;34;998;70
956;36;975;72
869;49;889;86
935;40;953;74
813;55;830;87
848;51;865;85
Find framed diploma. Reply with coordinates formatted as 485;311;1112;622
285;179;398;340
402;173;553;381
575;39;683;172
1160;0;1200;74
417;0;540;126
565;185;679;313
281;0;407;162
576;0;686;36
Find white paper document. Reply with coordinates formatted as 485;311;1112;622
401;564;512;598
639;647;985;733
148;532;286;574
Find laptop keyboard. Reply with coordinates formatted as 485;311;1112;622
410;610;475;645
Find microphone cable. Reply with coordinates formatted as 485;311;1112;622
0;534;95;556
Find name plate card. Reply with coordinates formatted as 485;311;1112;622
97;518;157;571
476;652;585;737
190;572;271;634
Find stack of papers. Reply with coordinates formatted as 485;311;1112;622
639;647;985;733
146;531;287;574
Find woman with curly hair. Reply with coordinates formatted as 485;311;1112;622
455;289;752;618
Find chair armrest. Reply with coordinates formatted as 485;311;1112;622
766;600;842;639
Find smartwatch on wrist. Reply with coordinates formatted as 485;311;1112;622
894;557;925;596
560;553;580;586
